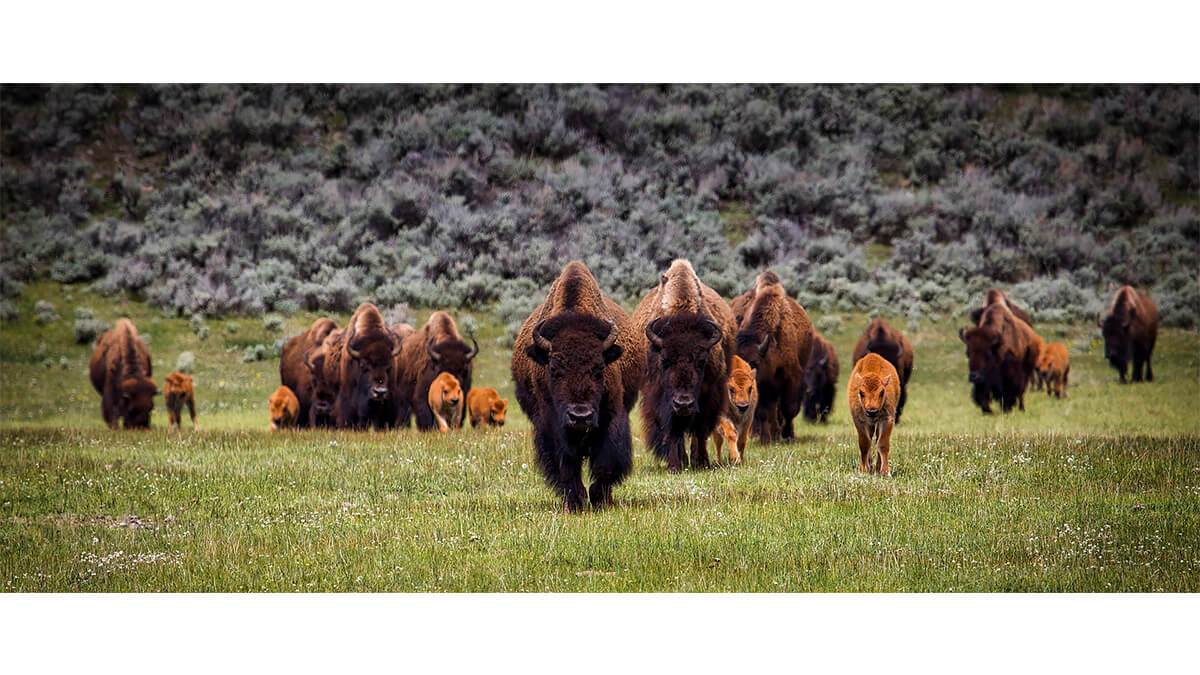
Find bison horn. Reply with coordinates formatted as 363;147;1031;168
645;318;665;349
345;323;361;359
757;334;770;357
466;336;479;361
600;321;619;352
347;340;363;360
304;349;316;373
532;320;553;352
426;339;441;363
703;318;722;349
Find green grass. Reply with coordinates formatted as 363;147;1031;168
2;282;1198;591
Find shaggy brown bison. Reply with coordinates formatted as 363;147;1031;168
89;318;157;429
969;289;1034;327
164;371;197;431
325;303;401;429
280;317;339;428
397;311;478;431
304;334;340;428
851;318;914;423
467;387;507;428
511;261;645;512
1100;286;1159;384
268;385;300;430
713;354;757;464
734;271;813;442
802;331;839;424
632;259;737;472
848;353;901;477
1037;342;1070;398
959;304;1040;414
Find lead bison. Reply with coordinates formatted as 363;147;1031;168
89;318;158;429
322;303;401;429
1100;286;1159;384
969;289;1033;327
511;261;645;512
959;304;1040;414
396;311;478;431
802;331;839;424
279;317;339;428
632;259;737;472
735;271;813;442
852;318;914;423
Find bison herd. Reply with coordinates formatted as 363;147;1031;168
87;265;1160;513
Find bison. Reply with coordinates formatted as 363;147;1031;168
511;261;645;512
1100;286;1158;384
326;303;401;430
959;304;1040;414
428;372;464;432
304;335;340;428
632;259;737;472
734;271;813;443
848;352;901;477
164;371;197;431
397;311;478;431
969;289;1034;327
279;317;339;428
89;318;158;429
1037;342;1070;398
268;385;300;430
851;318;914;423
467;387;507;428
712;354;757;464
802;331;839;424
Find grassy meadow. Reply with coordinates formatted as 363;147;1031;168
1;281;1198;592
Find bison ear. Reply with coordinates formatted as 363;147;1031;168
958;327;968;343
883;374;892;388
602;343;624;365
749;368;757;379
757;335;771;357
526;344;550;367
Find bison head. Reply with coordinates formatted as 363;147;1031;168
853;371;892;420
527;312;623;432
727;355;757;417
305;349;336;418
646;314;722;417
348;331;401;401
426;335;478;392
118;376;158;429
734;329;772;373
1100;312;1132;381
959;325;1003;386
491;398;507;426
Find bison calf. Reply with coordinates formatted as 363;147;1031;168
268;385;300;430
1037;343;1071;399
164;371;198;430
428;373;464;432
712;355;757;464
848;353;900;477
467;387;507;428
851;318;913;423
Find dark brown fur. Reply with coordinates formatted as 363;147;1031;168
89;318;157;429
851;318;914;423
397;311;478;431
969;289;1034;327
802;331;839;423
1100;286;1159;384
735;272;813;442
959;304;1040;414
333;303;401;430
279;317;338;428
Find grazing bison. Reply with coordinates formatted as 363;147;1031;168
632;259;737;472
959;304;1040;414
851;318;914;423
164;371;197;431
268;385;300;430
1100;286;1159;384
802;331;839;424
969;289;1034;327
327;303;401;430
511;260;645;512
1037;342;1071;399
734;271;813;442
397;312;478;431
713;355;757;464
848;353;901;477
279;317;339;428
427;372;464;432
467;387;507;428
89;318;158;429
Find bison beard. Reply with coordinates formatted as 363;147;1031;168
642;314;726;473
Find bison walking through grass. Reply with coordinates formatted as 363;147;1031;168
959;304;1040;414
89;318;157;429
163;371;197;430
1100;286;1159;384
848;352;901;477
851;318;914;423
802;331;839;424
397;312;478;431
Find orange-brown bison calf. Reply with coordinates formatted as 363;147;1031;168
467;387;507;428
712;355;757;464
1037;342;1071;399
268;385;300;430
164;371;198;430
427;372;464;432
848;353;901;477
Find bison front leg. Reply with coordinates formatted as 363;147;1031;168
690;432;710;470
856;426;871;474
876;419;894;477
558;453;587;513
187;397;198;430
589;414;633;509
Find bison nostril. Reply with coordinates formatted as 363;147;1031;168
735;403;750;412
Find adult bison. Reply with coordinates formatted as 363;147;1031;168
735;271;813;442
1100;286;1159;383
396;311;478;431
323;303;401;430
304;337;340;428
632;259;737;472
969;289;1034;327
851;318;914;423
511;260;645;512
89;318;158;429
279;317;339;428
959;304;1040;414
802;331;839;424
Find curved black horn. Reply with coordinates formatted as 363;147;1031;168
645;318;665;349
532;320;552;352
425;338;441;362
703;318;722;349
600;321;619;352
304;349;317;373
757;334;770;357
465;336;479;361
345;322;361;359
